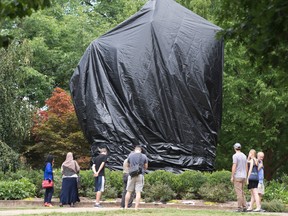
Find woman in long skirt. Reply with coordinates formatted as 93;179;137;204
60;152;80;207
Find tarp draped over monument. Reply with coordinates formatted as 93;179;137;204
70;0;224;172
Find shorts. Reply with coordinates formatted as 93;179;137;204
126;174;144;192
258;183;265;195
248;180;259;190
94;176;105;192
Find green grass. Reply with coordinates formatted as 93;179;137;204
16;208;285;216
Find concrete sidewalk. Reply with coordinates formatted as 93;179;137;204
0;199;287;216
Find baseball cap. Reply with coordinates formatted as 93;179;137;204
233;143;241;149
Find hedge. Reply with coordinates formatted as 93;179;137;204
0;169;287;205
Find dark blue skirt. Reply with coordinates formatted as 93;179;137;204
60;178;80;205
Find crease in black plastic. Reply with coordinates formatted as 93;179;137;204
70;0;224;172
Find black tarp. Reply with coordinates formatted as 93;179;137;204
70;0;224;172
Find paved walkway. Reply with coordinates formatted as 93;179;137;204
0;199;287;216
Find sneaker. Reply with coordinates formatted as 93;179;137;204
253;208;261;212
246;208;253;212
44;202;48;207
94;204;103;208
46;203;53;207
234;208;243;212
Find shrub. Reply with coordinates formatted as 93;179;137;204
262;200;287;212
102;182;118;200
143;182;176;203
177;170;207;199
0;178;36;200
77;170;94;198
264;180;288;204
105;170;123;197
199;170;234;202
145;170;177;192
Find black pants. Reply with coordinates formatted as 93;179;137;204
121;173;135;208
44;187;54;203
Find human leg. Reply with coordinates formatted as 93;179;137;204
234;178;245;210
44;187;54;207
96;191;102;204
247;189;254;210
134;175;144;210
121;174;126;208
125;191;131;209
94;176;105;207
240;178;247;209
135;191;141;210
252;188;261;210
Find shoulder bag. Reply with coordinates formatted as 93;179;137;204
129;154;143;177
248;159;259;181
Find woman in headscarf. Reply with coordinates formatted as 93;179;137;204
43;155;54;207
59;152;80;207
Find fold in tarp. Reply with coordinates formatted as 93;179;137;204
70;0;224;172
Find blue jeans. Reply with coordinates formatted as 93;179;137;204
44;187;54;203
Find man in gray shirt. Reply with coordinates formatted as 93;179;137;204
125;146;148;210
231;143;247;212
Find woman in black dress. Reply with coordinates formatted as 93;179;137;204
247;149;261;212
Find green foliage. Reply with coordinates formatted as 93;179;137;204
0;0;51;48
262;200;287;212
105;170;123;197
177;171;207;199
77;170;95;198
145;170;177;192
264;179;288;204
198;170;234;202
216;39;288;179
0;178;36;200
217;0;288;72
143;183;176;203
0;44;34;151
0;141;19;172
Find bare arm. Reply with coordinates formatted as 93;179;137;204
93;162;105;177
144;162;148;170
246;159;253;184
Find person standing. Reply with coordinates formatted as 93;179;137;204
125;146;148;210
230;143;247;212
257;151;265;212
43;155;54;207
59;152;80;207
120;158;135;208
246;149;261;212
92;147;108;208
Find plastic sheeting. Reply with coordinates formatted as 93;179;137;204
70;0;224;172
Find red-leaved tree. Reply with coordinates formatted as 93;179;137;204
25;87;90;168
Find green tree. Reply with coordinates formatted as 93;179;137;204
216;40;288;180
0;0;51;47
216;0;288;72
0;42;34;150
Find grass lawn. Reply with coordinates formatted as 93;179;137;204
17;208;285;216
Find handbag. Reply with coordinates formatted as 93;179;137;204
248;161;259;181
42;179;54;188
129;154;143;177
